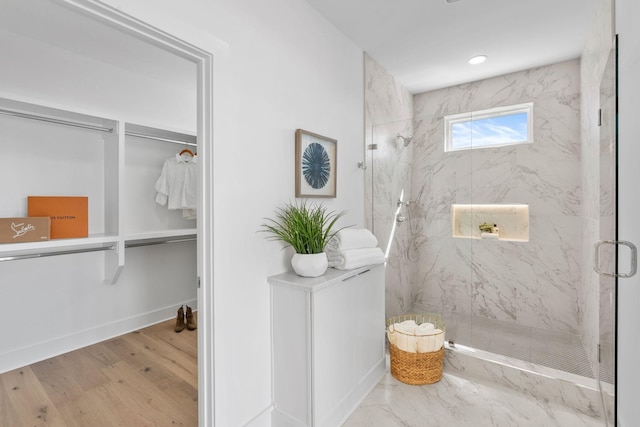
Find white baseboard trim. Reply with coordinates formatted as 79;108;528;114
0;299;197;374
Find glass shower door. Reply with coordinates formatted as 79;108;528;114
596;41;617;426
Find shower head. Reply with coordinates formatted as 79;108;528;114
396;134;412;147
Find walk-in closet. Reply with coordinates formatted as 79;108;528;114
0;1;201;424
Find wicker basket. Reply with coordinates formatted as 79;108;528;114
386;313;445;385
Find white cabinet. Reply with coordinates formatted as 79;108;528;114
0;96;196;284
269;264;386;427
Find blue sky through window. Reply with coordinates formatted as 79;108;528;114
451;112;529;150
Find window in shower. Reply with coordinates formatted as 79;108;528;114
444;102;533;152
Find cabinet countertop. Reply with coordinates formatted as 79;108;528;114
268;263;384;293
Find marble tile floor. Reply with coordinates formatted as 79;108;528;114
343;368;603;427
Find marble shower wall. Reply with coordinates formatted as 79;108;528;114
412;60;583;334
364;53;417;317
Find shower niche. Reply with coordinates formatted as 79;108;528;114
451;204;529;242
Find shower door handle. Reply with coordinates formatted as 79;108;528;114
594;240;638;278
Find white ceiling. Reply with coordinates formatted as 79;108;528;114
0;0;195;85
305;0;599;94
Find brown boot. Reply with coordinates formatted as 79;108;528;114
186;305;197;331
175;306;185;332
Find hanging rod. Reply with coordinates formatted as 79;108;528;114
125;237;197;248
125;131;197;147
0;108;114;133
0;245;116;262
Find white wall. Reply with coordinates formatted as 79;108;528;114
99;1;365;426
615;0;640;424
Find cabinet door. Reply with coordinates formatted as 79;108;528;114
353;265;385;380
312;265;385;426
312;279;355;425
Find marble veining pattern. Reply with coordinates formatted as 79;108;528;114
343;368;602;427
364;53;418;317
411;59;583;334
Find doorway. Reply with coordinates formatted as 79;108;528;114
0;0;214;425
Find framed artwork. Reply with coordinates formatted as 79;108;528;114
295;129;337;198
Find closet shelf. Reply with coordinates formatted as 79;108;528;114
0;95;198;284
125;232;196;249
0;237;119;263
124;229;197;242
0;234;120;254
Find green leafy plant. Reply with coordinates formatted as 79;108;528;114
261;200;347;254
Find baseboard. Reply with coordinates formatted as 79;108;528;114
0;299;197;374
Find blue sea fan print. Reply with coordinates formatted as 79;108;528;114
302;142;330;189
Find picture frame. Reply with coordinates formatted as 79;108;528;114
295;129;337;198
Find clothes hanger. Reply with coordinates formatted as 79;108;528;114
179;148;194;157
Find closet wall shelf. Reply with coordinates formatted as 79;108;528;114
124;229;197;242
0;96;198;286
125;122;196;147
0;244;116;263
125;234;197;249
0;97;117;133
0;235;120;254
0;239;118;264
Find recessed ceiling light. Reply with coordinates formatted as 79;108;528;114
468;55;487;65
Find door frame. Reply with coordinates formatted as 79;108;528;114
61;1;217;425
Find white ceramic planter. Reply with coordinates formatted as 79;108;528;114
291;252;328;277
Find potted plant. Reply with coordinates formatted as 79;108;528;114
261;200;346;277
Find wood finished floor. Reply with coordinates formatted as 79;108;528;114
0;318;197;427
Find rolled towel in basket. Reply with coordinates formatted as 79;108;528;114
392;321;418;353
395;333;417;353
416;322;435;334
327;247;386;270
396;320;417;333
416;335;436;353
326;228;378;251
387;328;396;347
416;329;444;353
433;329;444;350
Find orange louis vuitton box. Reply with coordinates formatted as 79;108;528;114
28;196;88;239
0;217;50;243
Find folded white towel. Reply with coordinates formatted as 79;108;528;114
326;228;378;251
327;247;385;270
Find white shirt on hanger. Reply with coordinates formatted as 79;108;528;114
155;153;197;211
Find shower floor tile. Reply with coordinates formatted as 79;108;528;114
343;370;602;427
426;309;595;378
